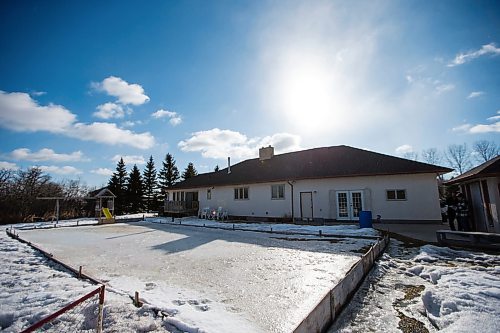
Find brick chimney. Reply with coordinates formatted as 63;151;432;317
259;146;274;161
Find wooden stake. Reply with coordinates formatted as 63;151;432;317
134;291;141;307
78;266;82;278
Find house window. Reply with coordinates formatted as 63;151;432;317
173;191;185;201
234;187;249;200
207;189;212;200
386;189;406;201
271;184;285;199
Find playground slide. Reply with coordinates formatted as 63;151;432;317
102;208;113;219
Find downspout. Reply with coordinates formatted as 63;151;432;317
287;180;295;223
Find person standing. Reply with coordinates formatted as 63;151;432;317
446;195;457;231
456;193;470;232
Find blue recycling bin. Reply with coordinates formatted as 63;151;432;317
359;211;373;228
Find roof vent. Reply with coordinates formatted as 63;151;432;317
227;157;231;174
259;146;274;161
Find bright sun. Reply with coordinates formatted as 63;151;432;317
277;61;336;132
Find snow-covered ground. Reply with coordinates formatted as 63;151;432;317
3;216;499;332
6;217;378;333
331;241;500;333
0;228;171;333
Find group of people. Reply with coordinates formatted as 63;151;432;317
442;192;470;231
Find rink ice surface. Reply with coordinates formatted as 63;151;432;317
18;220;376;333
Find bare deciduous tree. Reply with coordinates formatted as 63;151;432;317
403;152;418;161
446;143;472;175
473;140;499;163
421;148;441;165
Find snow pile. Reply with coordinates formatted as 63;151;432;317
413;245;500;332
332;242;500;333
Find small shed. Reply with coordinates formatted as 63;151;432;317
446;156;500;233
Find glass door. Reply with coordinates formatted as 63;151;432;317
336;190;364;220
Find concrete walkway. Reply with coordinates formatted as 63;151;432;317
374;222;450;244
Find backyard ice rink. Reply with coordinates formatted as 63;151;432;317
16;218;379;333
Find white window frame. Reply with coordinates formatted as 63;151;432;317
386;189;407;201
271;184;285;200
234;187;249;200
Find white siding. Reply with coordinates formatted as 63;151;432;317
197;182;291;219
290;174;441;221
170;173;442;222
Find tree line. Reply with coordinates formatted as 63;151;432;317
107;153;197;215
0;153;198;224
0;142;496;224
0;167;93;224
404;140;498;175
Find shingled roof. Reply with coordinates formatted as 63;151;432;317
446;155;500;185
170;145;452;190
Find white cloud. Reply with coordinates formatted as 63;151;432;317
93;102;125;119
467;91;485;99
395;144;413;154
69;122;155;149
452;124;472;132
39;165;82;175
469;122;500;133
10;148;88;162
111;155;146;165
0;161;18;170
169;116;182;126
487;111;500;122
92;76;149;105
152;109;182;126
31;91;46;96
178;128;301;160
448;43;500;67
452;112;500;133
91;168;114;176
0;91;76;133
121;121;136;127
435;84;455;95
0;91;154;149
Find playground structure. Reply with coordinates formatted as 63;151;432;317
37;188;116;225
93;188;116;224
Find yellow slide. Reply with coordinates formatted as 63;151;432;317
102;208;113;219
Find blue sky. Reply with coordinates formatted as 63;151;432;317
0;0;499;187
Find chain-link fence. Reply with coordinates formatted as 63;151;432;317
21;285;105;333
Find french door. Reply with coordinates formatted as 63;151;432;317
336;191;364;220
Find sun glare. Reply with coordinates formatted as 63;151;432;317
278;61;336;132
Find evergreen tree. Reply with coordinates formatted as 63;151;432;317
182;162;198;180
108;158;128;215
158;153;180;197
126;165;144;213
142;155;158;212
214;165;220;172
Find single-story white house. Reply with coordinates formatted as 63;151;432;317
446;156;500;233
165;145;451;223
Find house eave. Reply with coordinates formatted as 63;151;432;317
167;170;446;191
